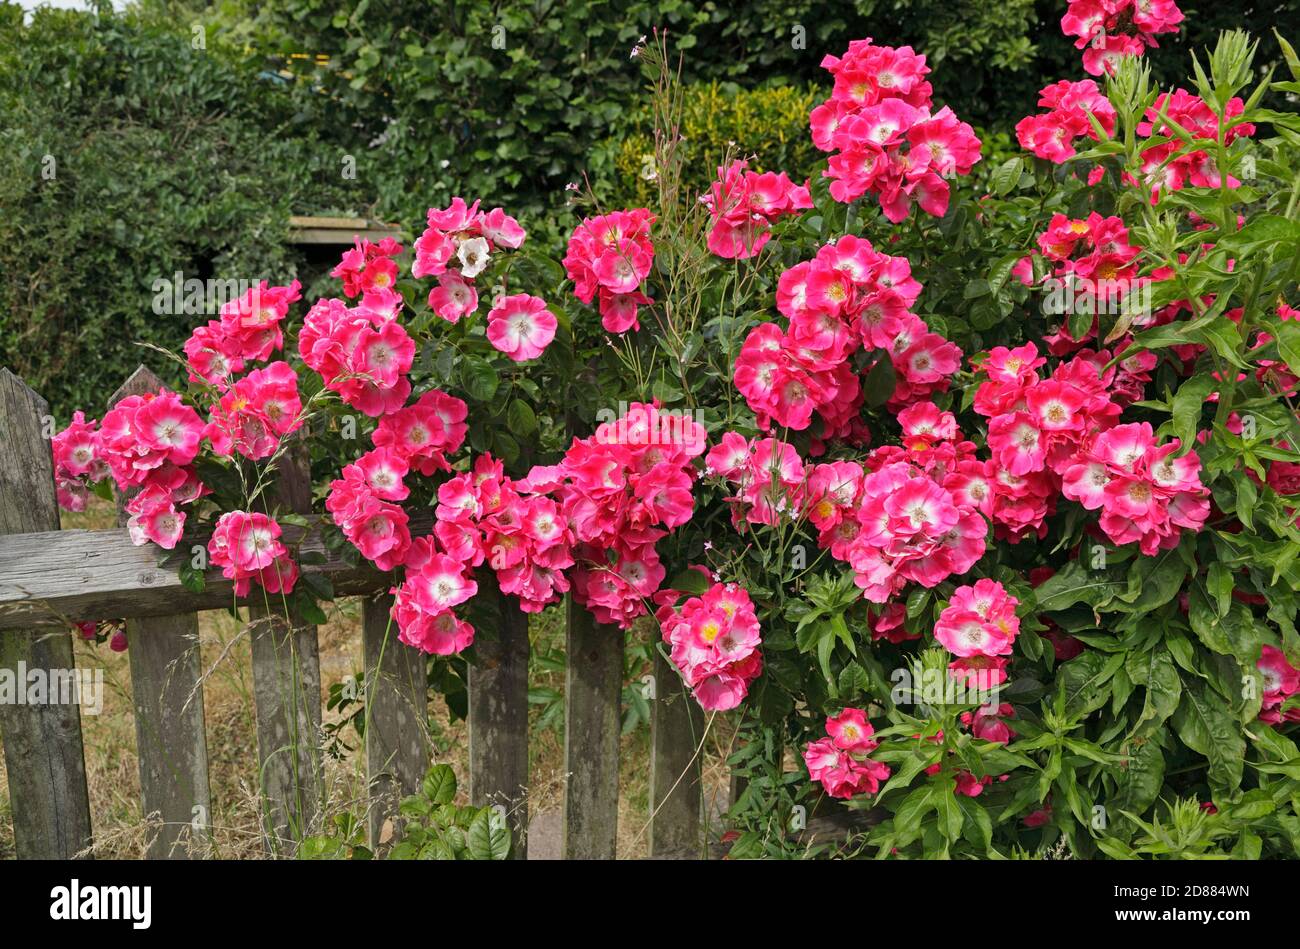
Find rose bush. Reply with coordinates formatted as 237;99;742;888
52;4;1300;858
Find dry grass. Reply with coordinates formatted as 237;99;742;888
0;497;733;859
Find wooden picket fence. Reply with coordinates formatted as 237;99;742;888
0;365;714;860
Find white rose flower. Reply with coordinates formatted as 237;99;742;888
457;236;490;278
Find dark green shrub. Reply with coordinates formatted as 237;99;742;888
209;0;1050;232
213;0;1298;236
0;2;355;414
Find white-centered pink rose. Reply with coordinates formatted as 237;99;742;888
486;293;558;362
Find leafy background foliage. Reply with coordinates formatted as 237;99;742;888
606;82;824;207
10;0;1297;411
0;2;362;413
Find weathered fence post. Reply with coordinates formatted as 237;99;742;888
0;368;94;858
109;366;212;858
248;435;324;852
557;407;625;859
649;647;705;858
361;591;428;849
561;597;623;859
468;569;530;858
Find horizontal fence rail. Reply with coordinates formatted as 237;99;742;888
0;514;434;631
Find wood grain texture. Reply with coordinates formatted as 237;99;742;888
362;592;429;850
110;365;212;859
124;613;209;857
0;368;93;858
467;569;530;859
248;605;323;850
248;439;324;852
561;598;623;859
286;228;403;245
0;513;432;630
649;647;705;859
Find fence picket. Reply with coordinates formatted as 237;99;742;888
468;569;530;858
248;436;324;851
0;368;94;858
124;614;210;856
561;597;623;859
248;607;323;850
109;366;212;858
648;648;705;858
361;592;428;850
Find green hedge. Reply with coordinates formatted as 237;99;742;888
217;0;1299;231
605;82;824;207
210;0;1050;233
0;2;355;414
